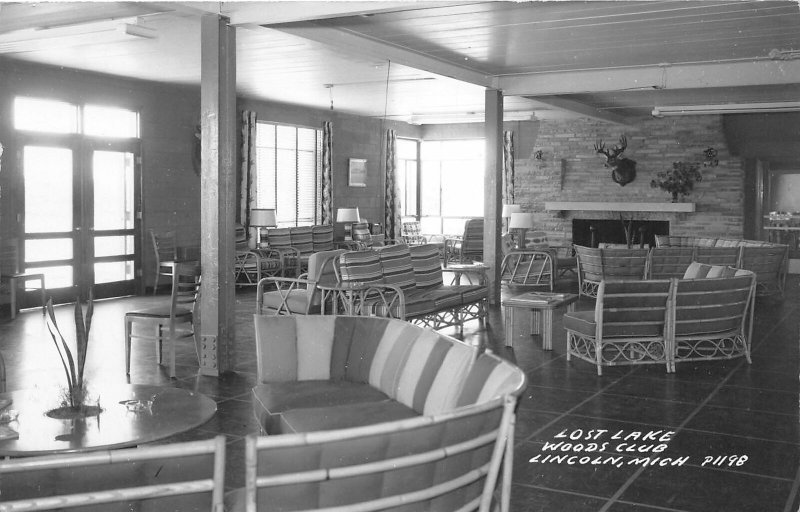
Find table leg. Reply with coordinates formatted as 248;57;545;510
504;307;513;347
542;309;555;350
531;309;541;335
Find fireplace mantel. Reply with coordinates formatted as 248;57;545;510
545;201;695;213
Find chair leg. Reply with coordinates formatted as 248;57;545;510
168;325;177;379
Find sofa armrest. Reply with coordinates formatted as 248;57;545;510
256;276;317;315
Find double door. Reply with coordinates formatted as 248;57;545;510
21;138;141;304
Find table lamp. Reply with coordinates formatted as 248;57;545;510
250;208;277;248
336;207;361;240
508;212;534;248
501;204;521;232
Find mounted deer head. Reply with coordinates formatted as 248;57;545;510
594;135;637;186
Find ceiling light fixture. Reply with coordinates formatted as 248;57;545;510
408;110;536;125
0;19;156;54
652;102;800;117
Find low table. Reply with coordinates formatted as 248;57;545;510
0;384;216;457
444;263;488;285
502;291;579;350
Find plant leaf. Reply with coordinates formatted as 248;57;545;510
46;298;74;397
74;297;87;385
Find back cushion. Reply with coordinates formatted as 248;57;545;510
456;352;525;407
683;262;737;279
338;250;384;285
410;244;443;289
266;228;292;249
377;244;416;292
312;225;334;251
290;227;314;255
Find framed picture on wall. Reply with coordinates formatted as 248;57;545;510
348;158;367;187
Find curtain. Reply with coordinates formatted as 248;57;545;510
503;130;515;204
321;121;333;225
240;111;258;241
384;129;401;240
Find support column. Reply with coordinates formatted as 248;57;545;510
484;89;503;305
198;14;236;376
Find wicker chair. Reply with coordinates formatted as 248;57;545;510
256;249;345;315
499;234;556;290
564;279;674;375
574;245;649;297
0;436;226;512
446;218;484;265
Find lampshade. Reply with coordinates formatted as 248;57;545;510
336;207;361;223
501;204;522;218
508;212;534;230
250;208;276;227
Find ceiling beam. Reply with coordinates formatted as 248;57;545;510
528;96;633;127
0;2;166;34
226;2;461;26
498;60;800;96
267;22;495;88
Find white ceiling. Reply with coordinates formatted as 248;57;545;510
1;1;799;125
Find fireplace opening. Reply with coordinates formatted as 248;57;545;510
572;219;669;248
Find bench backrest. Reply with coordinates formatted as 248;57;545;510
0;437;226;512
253;315;525;416
311;225;334;251
243;395;516;512
672;272;755;336
337;243;447;291
646;247;695;279
575;245;648;282
596;280;673;337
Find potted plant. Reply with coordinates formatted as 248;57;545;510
650;161;703;202
45;291;101;419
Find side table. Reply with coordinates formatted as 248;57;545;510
318;282;371;315
445;263;489;285
502;292;579;350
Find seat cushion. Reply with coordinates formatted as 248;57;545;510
410;244;444;289
260;289;314;314
338;250;383;284
564;310;665;338
278;399;418;434
252;381;390;434
377;244;416;292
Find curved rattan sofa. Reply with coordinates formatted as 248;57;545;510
245;315;527;512
654;235;788;296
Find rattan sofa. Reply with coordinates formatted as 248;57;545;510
263;225;335;275
654;235;788;295
564;265;756;375
244;315;526;512
335;243;488;332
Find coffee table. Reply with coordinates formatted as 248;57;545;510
0;384;216;456
445;263;489;285
503;291;579;350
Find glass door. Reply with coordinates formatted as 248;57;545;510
22;142;140;302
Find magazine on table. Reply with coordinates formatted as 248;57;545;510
506;291;569;305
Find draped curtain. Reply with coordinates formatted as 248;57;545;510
384;129;401;240
321;121;333;225
240;111;258;242
503;130;515;204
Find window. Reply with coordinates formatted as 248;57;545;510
397;138;419;218
420;139;485;235
255;122;322;227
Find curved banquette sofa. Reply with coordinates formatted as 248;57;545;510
654;235;788;295
245;315;527;511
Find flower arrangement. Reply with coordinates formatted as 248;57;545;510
650;161;703;202
45;291;99;417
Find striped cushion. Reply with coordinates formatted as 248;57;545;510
377;244;416;292
351;222;373;248
266;228;292;249
456;352;525;407
312;225;334;251
338;250;384;284
410;244;443;289
290;226;314;255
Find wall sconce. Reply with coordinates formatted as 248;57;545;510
703;147;719;167
533;150;544;160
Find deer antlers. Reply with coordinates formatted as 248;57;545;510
594;135;627;160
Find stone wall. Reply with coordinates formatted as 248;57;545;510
513;116;744;243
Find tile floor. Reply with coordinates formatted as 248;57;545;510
1;275;798;511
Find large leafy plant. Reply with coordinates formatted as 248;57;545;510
650;161;703;201
45;291;93;410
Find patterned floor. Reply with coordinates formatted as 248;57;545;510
1;274;798;511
